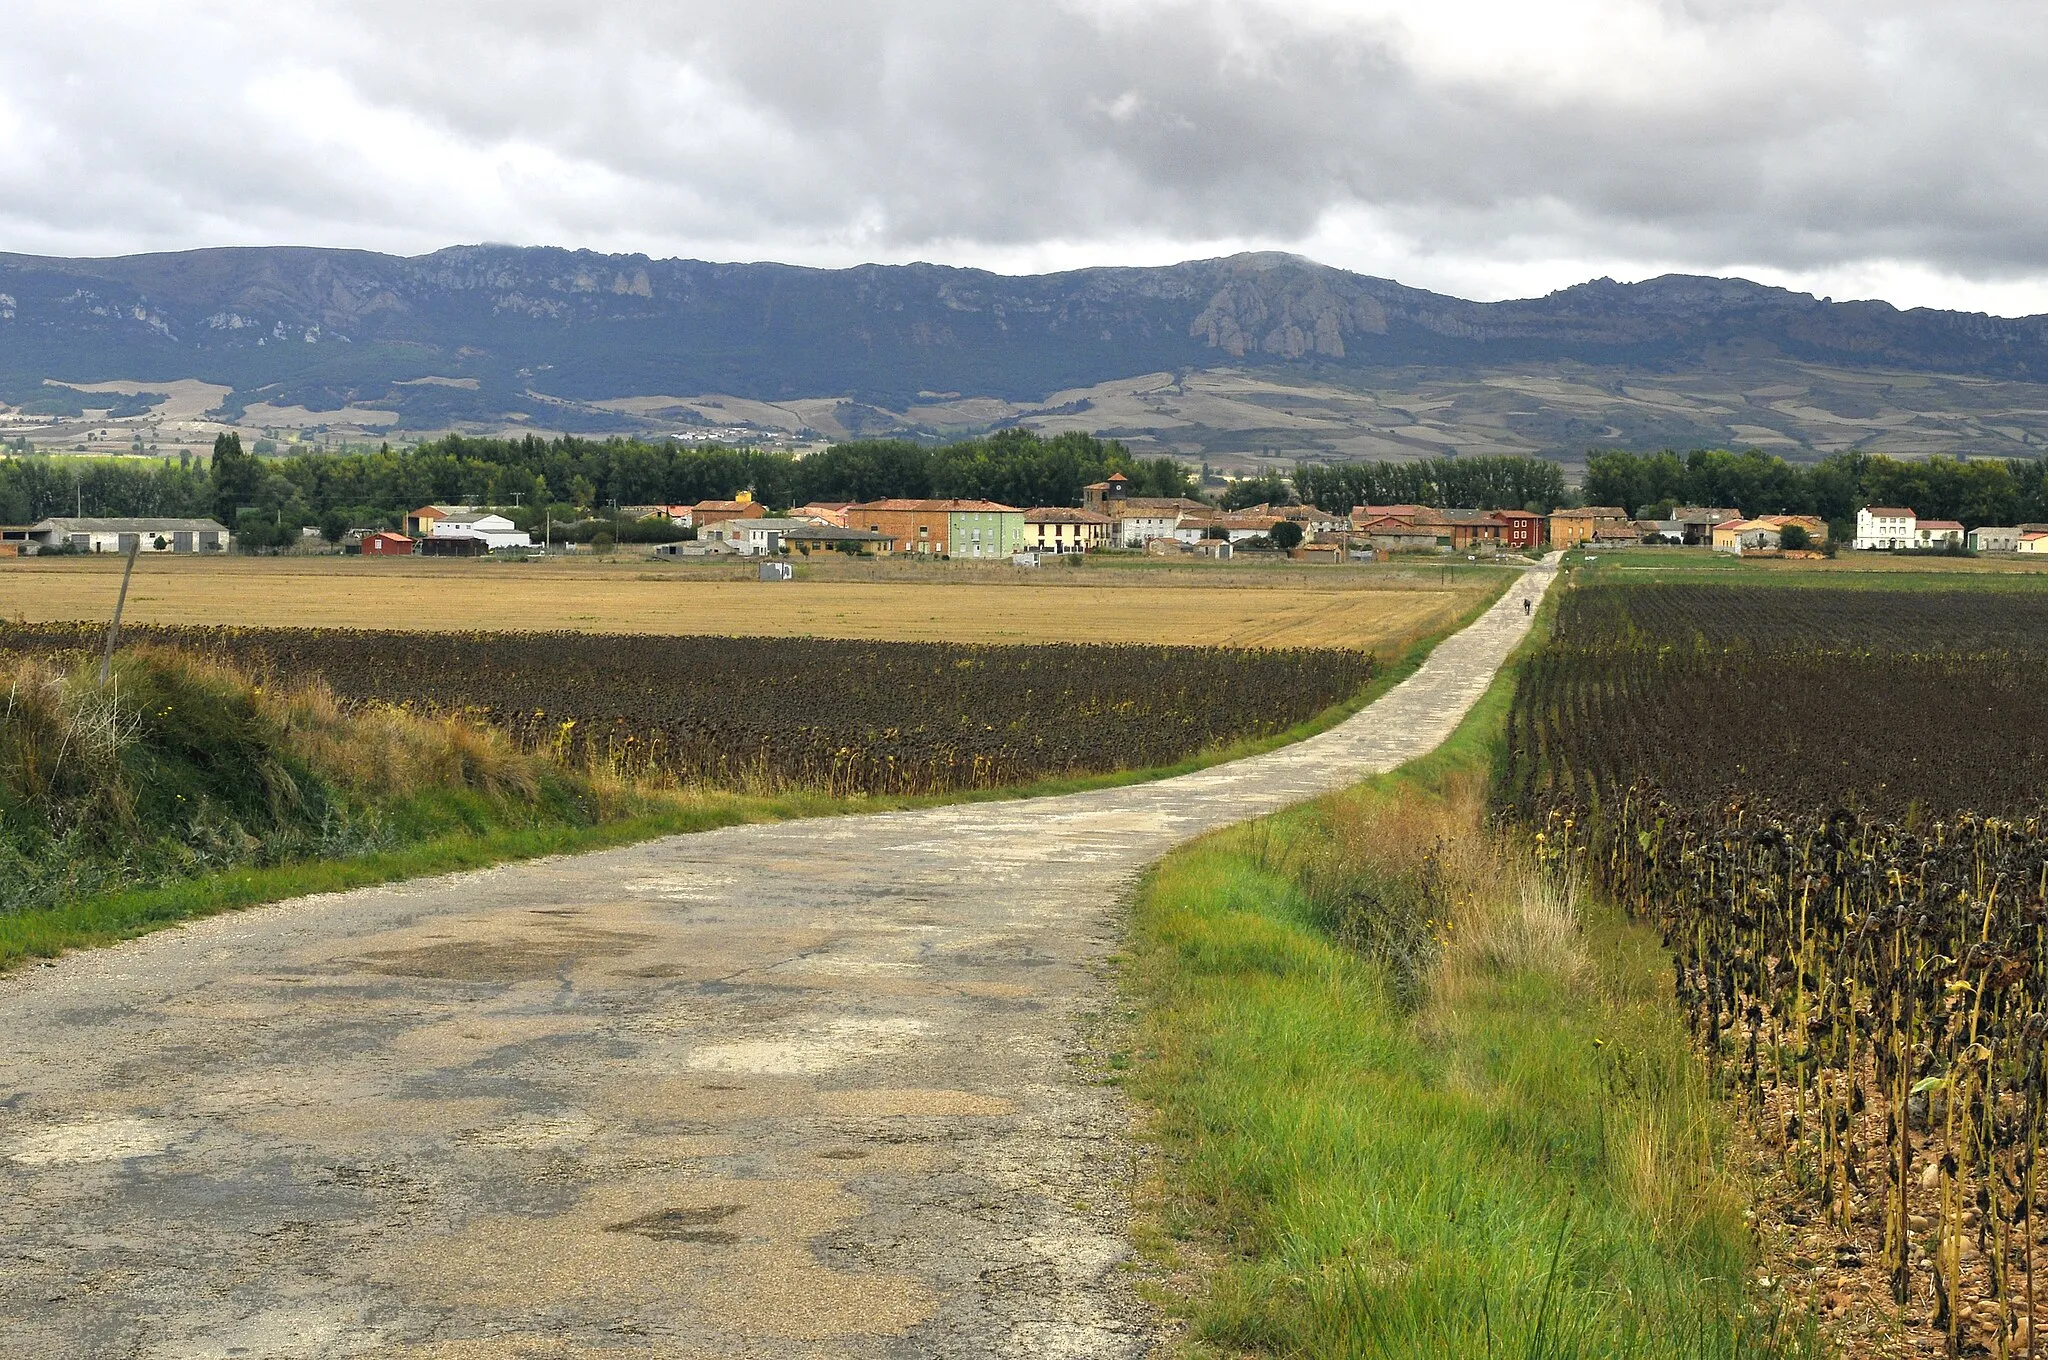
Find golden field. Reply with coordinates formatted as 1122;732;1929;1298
0;555;1511;651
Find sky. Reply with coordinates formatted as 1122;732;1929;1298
4;0;2045;314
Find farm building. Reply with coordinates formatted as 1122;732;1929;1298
361;531;413;556
1758;514;1829;544
1670;507;1744;545
781;524;893;556
1915;519;1965;549
1442;510;1504;551
1712;519;1781;554
27;517;230;553
428;513;530;551
1548;507;1631;549
417;534;487;556
1855;506;1916;550
405;504;479;536
703;517;836;555
620;504;695;527
2020;532;2048;556
1023;507;1112;554
791;503;855;527
1969;526;2022;552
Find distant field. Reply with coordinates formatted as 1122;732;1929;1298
0;555;1508;652
1575;545;2048;590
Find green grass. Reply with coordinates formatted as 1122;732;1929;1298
0;575;1516;972
1121;589;1822;1358
1569;546;2048;592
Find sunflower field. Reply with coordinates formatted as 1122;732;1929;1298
0;624;1372;796
1505;582;2048;1355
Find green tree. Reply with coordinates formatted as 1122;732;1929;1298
210;432;262;522
1269;520;1305;550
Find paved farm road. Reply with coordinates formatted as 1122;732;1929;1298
2;562;1552;1360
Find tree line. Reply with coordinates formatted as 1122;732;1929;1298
1292;456;1571;514
1583;447;2048;530
0;429;1200;545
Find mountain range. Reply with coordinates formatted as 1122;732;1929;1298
5;245;2048;464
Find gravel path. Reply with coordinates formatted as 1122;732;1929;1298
0;561;1552;1360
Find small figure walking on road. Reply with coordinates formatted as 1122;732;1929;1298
1523;597;1532;616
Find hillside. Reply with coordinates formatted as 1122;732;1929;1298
6;246;2048;462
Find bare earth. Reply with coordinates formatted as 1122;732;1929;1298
0;557;1501;650
0;562;1551;1359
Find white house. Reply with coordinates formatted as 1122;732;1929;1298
1915;519;1965;549
28;516;231;553
429;513;530;551
1969;526;2022;553
1854;506;1917;550
1114;510;1182;547
707;517;813;555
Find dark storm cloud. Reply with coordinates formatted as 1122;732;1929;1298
2;1;2044;309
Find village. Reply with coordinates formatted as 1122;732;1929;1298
3;471;2045;564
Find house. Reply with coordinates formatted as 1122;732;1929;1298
1712;519;1781;554
1350;504;1429;526
1855;506;1917;550
853;499;953;555
1081;473;1131;515
361;531;414;556
696;518;806;557
404;504;477;537
1360;519;1441;553
27;517;231;553
1671;507;1745;546
1023;506;1112;554
946;500;1027;559
1915;519;1965;550
1493;510;1548;551
429;513;531;551
1111;497;1206;548
790;502;855;527
1442;510;1505;552
1645;520;1687;545
1548;507;1632;549
781;524;894;556
1234;503;1349;536
1758;514;1829;545
2019;532;2048;555
693;494;766;528
1969;526;2022;553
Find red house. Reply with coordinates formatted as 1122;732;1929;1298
1494;510;1547;551
361;531;414;556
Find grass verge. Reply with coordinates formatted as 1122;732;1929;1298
1122;591;1822;1357
0;574;1518;973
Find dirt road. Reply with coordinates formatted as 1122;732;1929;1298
0;562;1552;1359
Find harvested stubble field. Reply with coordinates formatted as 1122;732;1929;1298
1506;582;2048;1357
0;554;1502;651
0;624;1375;796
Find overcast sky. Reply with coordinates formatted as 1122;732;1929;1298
4;0;2044;313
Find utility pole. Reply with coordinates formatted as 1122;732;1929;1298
98;542;139;685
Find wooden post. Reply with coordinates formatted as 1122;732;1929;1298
98;541;140;685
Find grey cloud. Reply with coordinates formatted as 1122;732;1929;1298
1;0;2044;305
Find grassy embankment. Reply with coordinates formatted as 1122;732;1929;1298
0;574;1513;971
1123;596;1822;1357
